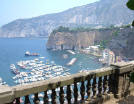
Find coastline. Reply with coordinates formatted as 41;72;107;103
0;37;48;39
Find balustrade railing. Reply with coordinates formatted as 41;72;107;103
0;61;134;104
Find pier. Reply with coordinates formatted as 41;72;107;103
67;58;77;66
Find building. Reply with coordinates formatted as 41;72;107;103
100;49;115;65
84;45;102;56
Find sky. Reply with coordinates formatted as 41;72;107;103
0;0;99;27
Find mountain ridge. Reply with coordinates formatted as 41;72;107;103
0;0;134;37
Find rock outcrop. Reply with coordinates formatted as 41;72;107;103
47;32;95;50
0;0;134;37
47;29;114;50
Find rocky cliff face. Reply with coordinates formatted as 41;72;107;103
47;32;95;50
0;0;134;37
47;29;114;50
107;27;134;59
47;27;134;59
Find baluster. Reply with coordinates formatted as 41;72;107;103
125;73;131;96
80;81;85;102
43;91;48;104
113;69;119;98
92;76;97;98
59;87;64;104
122;73;126;96
51;89;56;104
66;85;71;104
16;97;20;104
74;82;78;103
103;75;108;95
25;95;30;104
33;93;40;104
86;78;91;101
108;74;113;94
98;76;102;97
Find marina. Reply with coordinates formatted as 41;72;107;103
11;57;71;85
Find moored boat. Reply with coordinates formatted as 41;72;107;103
25;51;39;56
10;64;20;74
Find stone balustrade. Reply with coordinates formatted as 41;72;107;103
0;61;134;104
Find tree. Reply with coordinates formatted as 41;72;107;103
127;0;134;26
57;26;69;32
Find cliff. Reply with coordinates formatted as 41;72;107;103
107;27;134;59
47;26;134;58
0;0;134;37
47;27;118;50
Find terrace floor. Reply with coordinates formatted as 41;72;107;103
105;95;134;104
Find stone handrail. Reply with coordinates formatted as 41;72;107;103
0;61;134;104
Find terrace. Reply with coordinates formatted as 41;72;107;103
1;61;134;104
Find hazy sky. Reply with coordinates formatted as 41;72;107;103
0;0;99;27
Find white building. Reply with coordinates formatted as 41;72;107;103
100;49;115;65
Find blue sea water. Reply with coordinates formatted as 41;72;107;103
0;38;102;86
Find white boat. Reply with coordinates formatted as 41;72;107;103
25;51;39;56
10;64;16;69
39;57;45;59
67;58;77;66
67;50;76;55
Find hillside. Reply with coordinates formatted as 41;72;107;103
0;0;134;37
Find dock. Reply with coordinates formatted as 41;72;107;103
67;58;77;66
67;50;76;55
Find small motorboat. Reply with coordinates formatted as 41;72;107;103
25;51;39;56
25;51;30;56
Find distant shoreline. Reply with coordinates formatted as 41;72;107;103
0;37;48;39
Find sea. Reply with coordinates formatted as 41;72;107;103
0;38;102;86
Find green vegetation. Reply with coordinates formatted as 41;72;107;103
109;25;115;29
52;26;69;34
127;0;134;26
52;24;132;34
112;30;119;36
52;26;94;34
52;26;115;34
127;0;134;10
120;24;131;28
99;40;109;49
70;27;92;32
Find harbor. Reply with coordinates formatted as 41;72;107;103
8;52;102;86
10;57;71;85
0;38;102;86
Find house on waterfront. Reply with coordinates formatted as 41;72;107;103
84;45;102;56
99;49;116;65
